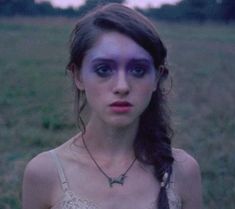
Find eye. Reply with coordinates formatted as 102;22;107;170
94;64;113;78
129;64;148;78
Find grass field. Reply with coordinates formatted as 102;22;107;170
0;17;234;209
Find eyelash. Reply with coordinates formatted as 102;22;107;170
93;64;149;78
129;65;148;78
94;64;113;77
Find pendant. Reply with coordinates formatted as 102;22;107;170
108;174;126;187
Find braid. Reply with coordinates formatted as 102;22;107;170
158;186;170;209
156;167;172;209
134;79;174;209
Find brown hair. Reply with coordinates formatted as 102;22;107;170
67;3;174;209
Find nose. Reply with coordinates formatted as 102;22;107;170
113;70;130;96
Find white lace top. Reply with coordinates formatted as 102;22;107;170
50;150;182;209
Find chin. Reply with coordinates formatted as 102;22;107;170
106;116;138;128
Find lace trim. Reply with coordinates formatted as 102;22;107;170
167;183;182;209
51;188;181;209
52;190;98;209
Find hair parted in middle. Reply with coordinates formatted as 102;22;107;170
67;3;174;209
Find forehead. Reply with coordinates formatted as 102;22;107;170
84;32;153;62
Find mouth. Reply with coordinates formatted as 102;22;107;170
110;101;133;107
109;101;133;113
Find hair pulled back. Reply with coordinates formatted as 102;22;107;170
67;3;174;209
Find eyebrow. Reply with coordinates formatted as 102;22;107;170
91;57;152;64
129;58;152;64
91;58;115;63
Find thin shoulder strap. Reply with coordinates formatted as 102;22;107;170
50;150;70;192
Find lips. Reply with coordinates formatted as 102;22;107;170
109;101;133;113
110;101;133;107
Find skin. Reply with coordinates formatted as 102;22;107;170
22;32;203;209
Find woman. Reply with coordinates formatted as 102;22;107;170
22;3;203;209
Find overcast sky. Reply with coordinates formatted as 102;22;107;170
37;0;182;9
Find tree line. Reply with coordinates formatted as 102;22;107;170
0;0;125;17
0;0;234;22
143;0;235;22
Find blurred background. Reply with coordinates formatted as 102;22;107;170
0;0;234;208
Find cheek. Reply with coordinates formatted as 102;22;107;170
82;73;98;94
135;86;154;107
138;79;156;95
83;80;107;107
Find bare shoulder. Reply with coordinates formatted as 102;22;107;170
172;148;200;176
22;151;57;209
23;137;73;183
24;151;56;185
172;148;203;209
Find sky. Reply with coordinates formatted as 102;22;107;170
37;0;182;9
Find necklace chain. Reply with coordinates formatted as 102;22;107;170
81;134;137;187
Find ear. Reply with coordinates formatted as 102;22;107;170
152;67;160;92
71;64;85;90
153;65;165;92
153;77;157;92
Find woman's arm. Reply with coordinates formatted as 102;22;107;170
22;152;54;209
173;149;203;209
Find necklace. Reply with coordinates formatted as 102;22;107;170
81;134;137;188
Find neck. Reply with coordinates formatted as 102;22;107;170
81;118;138;158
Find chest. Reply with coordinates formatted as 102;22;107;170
98;197;156;209
53;163;159;209
75;172;158;209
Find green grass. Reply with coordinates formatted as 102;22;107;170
0;17;234;209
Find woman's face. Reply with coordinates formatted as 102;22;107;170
75;32;157;127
